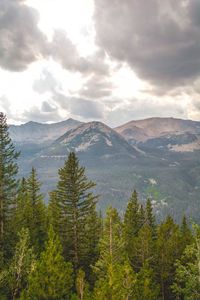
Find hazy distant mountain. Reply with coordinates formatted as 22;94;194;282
9;118;82;144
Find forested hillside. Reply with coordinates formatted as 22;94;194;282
1;112;200;299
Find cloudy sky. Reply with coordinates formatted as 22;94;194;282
0;0;200;126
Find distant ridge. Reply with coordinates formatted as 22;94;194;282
115;117;200;143
9;118;82;143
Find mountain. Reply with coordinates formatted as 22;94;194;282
115;117;200;152
9;118;82;144
41;121;140;159
10;117;200;222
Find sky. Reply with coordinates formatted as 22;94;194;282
0;0;200;126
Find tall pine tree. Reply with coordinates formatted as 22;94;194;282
54;152;98;271
21;226;73;300
26;168;47;254
0;112;20;261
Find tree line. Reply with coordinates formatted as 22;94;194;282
0;112;199;299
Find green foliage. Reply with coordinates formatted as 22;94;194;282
123;191;142;266
172;225;200;299
26;168;47;251
156;216;183;300
94;261;137;300
135;263;160;300
75;269;91;300
0;112;20;260
22;226;73;300
0;228;35;299
53;152;98;270
0;115;198;300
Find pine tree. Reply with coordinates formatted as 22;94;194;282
93;207;131;299
95;207;124;275
14;178;32;235
180;215;193;251
0;228;35;299
48;190;61;234
54;152;98;270
26;167;47;254
123;190;143;267
145;199;156;234
172;225;200;299
82;206;101;283
156;216;183;300
135;263;160;300
0;112;20;260
75;269;91;300
133;224;156;270
22;226;73;300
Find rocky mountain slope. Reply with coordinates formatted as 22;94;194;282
41;121;140;159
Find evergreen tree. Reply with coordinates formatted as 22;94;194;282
75;269;91;300
172;225;200;299
22;226;73;300
94;261;137;300
0;228;35;299
26;168;47;254
48;190;61;234
0;112;20;260
156;216;183;300
82;206;101;283
133;224;156;270
14;178;32;236
54;152;98;270
95;207;124;276
123;191;143;268
180;215;193;251
94;207;132;299
135;263;160;300
145;199;156;234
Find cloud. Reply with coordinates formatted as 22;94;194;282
0;0;47;71
104;97;187;127
22;104;61;123
0;1;110;77
0;95;11;113
68;97;104;119
80;74;113;99
50;30;109;76
94;0;200;90
52;92;104;120
41;101;57;113
33;70;61;94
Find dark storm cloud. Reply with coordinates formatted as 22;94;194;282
0;1;110;77
94;0;200;90
0;0;47;71
51;30;109;76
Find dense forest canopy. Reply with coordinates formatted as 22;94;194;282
0;112;200;299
